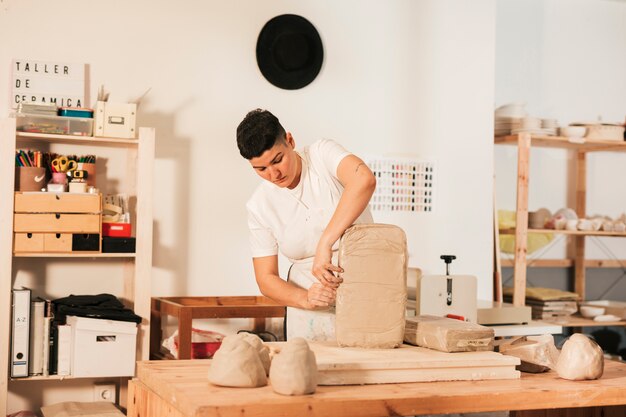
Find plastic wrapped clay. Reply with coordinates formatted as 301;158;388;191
555;334;604;381
405;315;494;352
269;338;317;395
207;335;267;387
336;224;407;348
239;332;271;375
499;334;560;373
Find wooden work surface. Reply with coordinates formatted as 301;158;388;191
129;359;626;417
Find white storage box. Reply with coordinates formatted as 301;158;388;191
94;101;136;139
66;316;138;377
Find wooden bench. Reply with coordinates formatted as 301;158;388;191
150;296;286;359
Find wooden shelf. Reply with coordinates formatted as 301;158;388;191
495;135;626;152
499;228;626;237
16;132;139;147
13;252;136;258
543;314;626;328
501;259;626;268
11;374;130;381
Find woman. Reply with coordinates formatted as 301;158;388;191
237;109;376;340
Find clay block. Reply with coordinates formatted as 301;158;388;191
336;224;407;348
404;315;494;352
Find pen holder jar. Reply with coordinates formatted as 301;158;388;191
78;162;96;187
15;167;46;191
51;172;68;185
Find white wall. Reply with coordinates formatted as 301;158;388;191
0;0;496;412
0;0;497;297
495;0;626;265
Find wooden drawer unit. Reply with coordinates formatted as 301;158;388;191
44;233;73;252
14;192;101;213
13;233;44;252
12;192;103;254
14;213;100;233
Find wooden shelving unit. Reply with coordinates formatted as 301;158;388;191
0;118;155;414
495;133;626;306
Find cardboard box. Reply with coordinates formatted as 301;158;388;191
66;316;137;377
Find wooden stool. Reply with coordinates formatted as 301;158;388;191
150;296;285;359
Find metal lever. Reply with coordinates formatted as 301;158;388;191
440;255;457;306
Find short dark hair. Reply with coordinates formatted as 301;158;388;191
236;109;286;159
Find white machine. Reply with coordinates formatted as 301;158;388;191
412;255;478;323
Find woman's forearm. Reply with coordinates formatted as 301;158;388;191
256;272;309;309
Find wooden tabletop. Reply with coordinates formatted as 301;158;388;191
133;359;626;417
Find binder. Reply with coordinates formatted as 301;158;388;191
57;325;72;376
42;316;52;377
48;321;58;375
29;297;46;375
11;287;31;378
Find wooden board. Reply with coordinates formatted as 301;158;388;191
270;341;520;385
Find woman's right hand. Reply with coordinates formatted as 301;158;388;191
305;282;337;309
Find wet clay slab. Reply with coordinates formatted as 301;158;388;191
283;341;520;385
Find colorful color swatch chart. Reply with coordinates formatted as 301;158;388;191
367;157;435;212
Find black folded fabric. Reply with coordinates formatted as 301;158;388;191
52;293;142;324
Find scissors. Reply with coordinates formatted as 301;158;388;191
52;156;77;173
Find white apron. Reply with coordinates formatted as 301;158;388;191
286;255;337;341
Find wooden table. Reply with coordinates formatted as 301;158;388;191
150;296;285;359
128;359;626;417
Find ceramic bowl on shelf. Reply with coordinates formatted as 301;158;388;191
528;208;552;229
559;126;586;138
579;306;605;318
495;102;527;118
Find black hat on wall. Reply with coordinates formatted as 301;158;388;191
256;14;324;90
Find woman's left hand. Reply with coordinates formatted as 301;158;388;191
312;243;343;287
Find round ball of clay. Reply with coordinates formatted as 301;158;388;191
208;335;267;387
555;334;604;381
239;332;271;375
269;338;317;395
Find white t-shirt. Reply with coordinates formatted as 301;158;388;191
246;139;374;262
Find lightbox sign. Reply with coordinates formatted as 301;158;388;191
12;59;86;108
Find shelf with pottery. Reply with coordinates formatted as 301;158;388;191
501;258;626;268
541;314;626;328
495;134;626;152
0;117;154;414
494;131;626;307
499;228;626;237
